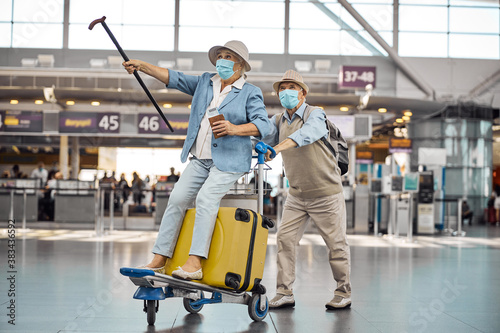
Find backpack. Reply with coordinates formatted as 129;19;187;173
276;105;349;175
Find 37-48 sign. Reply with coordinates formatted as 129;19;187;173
338;66;376;90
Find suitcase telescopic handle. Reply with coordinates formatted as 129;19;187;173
254;142;276;215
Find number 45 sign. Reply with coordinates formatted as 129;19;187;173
338;65;376;90
98;113;120;133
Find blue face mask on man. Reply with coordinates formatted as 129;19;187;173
216;59;238;80
279;89;301;109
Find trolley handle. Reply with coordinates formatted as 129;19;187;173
254;142;276;164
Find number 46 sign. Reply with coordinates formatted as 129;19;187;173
138;114;170;134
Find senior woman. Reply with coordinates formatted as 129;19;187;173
123;41;270;280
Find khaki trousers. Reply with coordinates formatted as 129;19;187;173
276;192;351;298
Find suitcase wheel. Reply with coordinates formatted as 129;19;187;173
262;216;275;229
248;293;268;321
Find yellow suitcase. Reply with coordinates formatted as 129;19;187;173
164;207;273;292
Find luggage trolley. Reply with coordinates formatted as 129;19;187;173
120;142;276;324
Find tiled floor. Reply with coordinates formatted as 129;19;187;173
1;223;499;333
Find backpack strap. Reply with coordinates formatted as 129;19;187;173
275;112;285;130
303;105;337;159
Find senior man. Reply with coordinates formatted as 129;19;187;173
263;70;352;310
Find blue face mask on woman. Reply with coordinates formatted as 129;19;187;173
216;59;237;80
279;89;300;109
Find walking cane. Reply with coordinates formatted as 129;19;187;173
89;16;174;132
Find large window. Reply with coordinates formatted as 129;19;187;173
2;0;64;48
68;0;175;51
178;0;284;54
399;0;500;59
0;1;12;47
289;0;392;56
0;0;498;60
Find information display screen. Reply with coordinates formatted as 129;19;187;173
370;179;382;193
59;112;120;134
404;173;419;192
0;110;43;132
391;176;404;192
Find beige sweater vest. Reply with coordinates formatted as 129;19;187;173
279;110;343;199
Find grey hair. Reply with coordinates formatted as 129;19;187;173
232;52;246;76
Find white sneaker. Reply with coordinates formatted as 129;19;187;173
325;295;351;309
171;266;203;280
136;265;165;274
269;294;295;309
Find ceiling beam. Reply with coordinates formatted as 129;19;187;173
468;68;500;98
308;0;384;56
337;0;435;99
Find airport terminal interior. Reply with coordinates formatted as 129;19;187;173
1;0;500;332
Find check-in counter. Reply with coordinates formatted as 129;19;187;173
54;180;96;223
0;178;40;222
154;181;175;224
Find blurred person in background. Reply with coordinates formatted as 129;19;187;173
131;171;144;205
31;162;48;186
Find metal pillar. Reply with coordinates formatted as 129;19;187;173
453;198;466;237
109;189;115;233
407;193;413;243
9;189;14;221
71;136;80;179
60;135;69;179
22;189;27;230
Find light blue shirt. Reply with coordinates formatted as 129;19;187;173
262;102;328;147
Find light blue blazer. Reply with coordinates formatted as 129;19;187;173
167;70;271;173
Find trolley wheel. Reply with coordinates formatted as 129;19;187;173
145;300;158;325
248;293;268;321
183;291;205;314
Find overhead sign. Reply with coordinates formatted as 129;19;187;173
59;112;120;134
0;110;43;132
338;65;376;90
389;138;412;153
138;113;189;135
356;151;373;164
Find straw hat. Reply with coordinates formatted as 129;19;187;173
273;69;309;94
208;40;251;71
